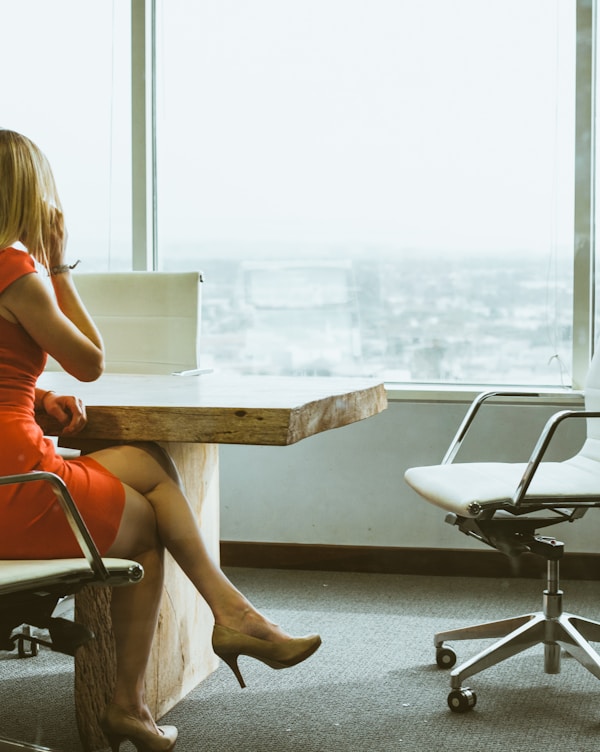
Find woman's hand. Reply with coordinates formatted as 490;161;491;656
46;206;68;271
18;205;68;271
41;391;87;436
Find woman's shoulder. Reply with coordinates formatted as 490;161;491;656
0;247;37;294
0;246;36;266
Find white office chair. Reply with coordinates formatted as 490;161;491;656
404;349;600;713
45;271;203;375
0;470;143;751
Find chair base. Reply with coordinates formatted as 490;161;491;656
435;559;600;711
0;737;57;751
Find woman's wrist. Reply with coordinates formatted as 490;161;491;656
37;389;55;410
49;259;81;276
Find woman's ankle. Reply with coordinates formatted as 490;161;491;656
214;607;291;642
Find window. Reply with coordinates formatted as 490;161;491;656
155;0;576;385
2;1;131;271
5;2;585;387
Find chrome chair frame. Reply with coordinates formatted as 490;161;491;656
0;471;143;751
405;389;600;712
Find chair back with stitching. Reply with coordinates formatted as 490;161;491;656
585;347;600;413
578;347;600;461
46;271;203;374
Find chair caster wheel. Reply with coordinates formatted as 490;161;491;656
17;636;38;658
16;625;38;658
448;687;477;713
436;645;457;669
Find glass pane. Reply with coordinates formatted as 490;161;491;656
2;1;132;271
156;0;575;384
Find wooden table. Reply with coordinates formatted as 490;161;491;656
37;372;387;751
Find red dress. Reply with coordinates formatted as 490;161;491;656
0;247;125;558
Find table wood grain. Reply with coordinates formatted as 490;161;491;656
38;372;388;445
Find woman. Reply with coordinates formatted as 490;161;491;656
0;129;320;752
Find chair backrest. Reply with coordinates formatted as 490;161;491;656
585;346;600;412
576;346;600;460
46;271;203;374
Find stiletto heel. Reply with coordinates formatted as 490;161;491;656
103;729;125;752
220;652;247;688
212;624;321;689
100;703;178;752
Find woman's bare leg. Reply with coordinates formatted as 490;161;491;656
89;441;316;735
106;486;165;717
95;442;287;640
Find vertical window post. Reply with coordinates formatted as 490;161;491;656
573;0;596;388
131;0;157;271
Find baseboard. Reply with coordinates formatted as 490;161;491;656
220;541;600;580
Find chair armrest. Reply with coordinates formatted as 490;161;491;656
0;471;111;581
442;390;546;464
508;410;600;507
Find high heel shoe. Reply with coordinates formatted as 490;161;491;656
212;623;321;689
100;703;178;752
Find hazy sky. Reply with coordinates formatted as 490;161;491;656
3;0;576;260
157;0;575;255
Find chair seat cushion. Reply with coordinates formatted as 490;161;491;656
404;454;600;517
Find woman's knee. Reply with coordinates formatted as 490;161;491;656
87;442;180;496
128;442;181;485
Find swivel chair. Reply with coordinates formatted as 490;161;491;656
404;349;600;713
0;470;143;751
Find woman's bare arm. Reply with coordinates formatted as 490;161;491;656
0;270;104;381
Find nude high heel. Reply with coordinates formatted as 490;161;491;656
212;624;322;689
100;703;178;752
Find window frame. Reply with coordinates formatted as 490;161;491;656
130;0;597;391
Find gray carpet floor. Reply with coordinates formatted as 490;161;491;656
3;567;600;751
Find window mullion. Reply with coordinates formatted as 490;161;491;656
131;0;157;271
573;0;596;388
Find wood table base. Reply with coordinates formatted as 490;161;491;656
71;442;220;751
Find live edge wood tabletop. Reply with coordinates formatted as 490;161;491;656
36;372;387;751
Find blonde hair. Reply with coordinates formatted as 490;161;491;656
0;129;62;270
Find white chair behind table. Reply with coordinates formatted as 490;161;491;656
46;270;203;375
0;470;143;752
45;271;203;458
404;348;600;714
